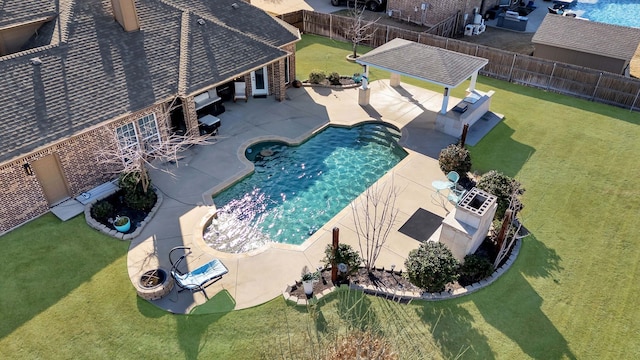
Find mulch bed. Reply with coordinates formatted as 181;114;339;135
93;190;154;233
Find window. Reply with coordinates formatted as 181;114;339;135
284;56;290;84
137;113;161;149
115;113;161;162
116;122;138;152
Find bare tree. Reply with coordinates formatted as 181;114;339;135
97;97;215;193
346;6;379;60
351;178;400;272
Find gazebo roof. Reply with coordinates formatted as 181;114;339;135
356;38;488;88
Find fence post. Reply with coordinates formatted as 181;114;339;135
386;25;389;43
547;63;556;91
475;45;479;57
445;38;449;49
591;73;602;101
631;88;640;112
508;54;517;82
329;14;332;40
418;33;420;43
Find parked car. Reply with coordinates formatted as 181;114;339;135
331;0;387;12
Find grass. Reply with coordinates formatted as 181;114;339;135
1;34;640;358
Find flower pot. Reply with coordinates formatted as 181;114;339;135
114;216;131;233
302;280;314;295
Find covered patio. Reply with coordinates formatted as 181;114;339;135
356;38;497;138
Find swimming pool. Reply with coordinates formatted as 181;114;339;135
204;124;407;253
573;0;640;28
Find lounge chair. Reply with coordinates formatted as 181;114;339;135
233;81;247;102
169;246;228;299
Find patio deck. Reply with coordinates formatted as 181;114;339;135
126;80;501;313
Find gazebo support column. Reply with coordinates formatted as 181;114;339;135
469;71;479;93
390;73;401;87
441;87;450;114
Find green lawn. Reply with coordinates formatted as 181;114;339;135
1;34;639;359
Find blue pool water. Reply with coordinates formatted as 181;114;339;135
573;0;640;28
204;124;407;253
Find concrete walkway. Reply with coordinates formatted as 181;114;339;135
127;80;497;313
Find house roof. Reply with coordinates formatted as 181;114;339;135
356;38;488;88
532;14;640;61
0;0;56;27
0;0;299;164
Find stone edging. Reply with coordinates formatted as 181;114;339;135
301;76;362;90
282;239;522;305
84;191;164;240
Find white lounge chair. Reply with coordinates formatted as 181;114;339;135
169;246;228;299
233;81;247;102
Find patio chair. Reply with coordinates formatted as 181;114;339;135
169;246;229;300
448;188;467;205
446;171;460;190
233;81;247;102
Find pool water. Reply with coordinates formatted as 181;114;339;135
573;0;640;28
204;124;407;253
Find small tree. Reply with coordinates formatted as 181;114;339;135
476;170;524;220
323;243;362;276
351;179;400;272
405;242;459;293
438;144;472;177
346;6;379;59
98;97;214;196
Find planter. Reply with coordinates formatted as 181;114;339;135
302;280;315;295
114;216;131;233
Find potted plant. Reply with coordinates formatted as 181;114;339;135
113;215;131;233
300;266;319;296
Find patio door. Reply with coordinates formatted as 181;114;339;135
32;154;70;206
251;66;268;97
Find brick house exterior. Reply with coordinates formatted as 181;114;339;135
0;0;299;234
386;0;500;26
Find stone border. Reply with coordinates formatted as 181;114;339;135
84;190;164;240
301;75;362;90
282;239;522;305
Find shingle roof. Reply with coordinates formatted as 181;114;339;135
0;0;56;27
0;0;299;164
532;14;640;60
356;38;488;88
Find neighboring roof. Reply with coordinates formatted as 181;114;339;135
0;0;299;164
356;38;488;88
0;0;56;27
532;14;640;60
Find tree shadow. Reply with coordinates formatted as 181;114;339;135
415;300;495;359
472;271;577;359
174;312;226;360
518;233;564;280
468;121;536;178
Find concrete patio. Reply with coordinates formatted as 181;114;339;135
126;80;500;313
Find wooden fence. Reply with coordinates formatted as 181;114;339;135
280;10;640;112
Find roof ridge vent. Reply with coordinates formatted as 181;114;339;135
231;3;239;9
30;57;42;66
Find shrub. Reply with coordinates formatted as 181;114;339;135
405;242;459;293
308;70;326;84
438;144;472;177
458;254;494;286
476;170;524;220
118;171;157;211
323;243;362;275
91;200;114;222
327;72;341;85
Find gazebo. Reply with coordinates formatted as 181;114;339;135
356;38;493;137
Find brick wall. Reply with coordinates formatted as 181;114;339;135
0;103;168;234
387;0;497;25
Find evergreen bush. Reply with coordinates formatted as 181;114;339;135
91;200;114;222
323;243;362;275
405;242;459;293
476;170;524;220
309;70;326;84
438;144;472;177
458;254;494;286
327;72;341;85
